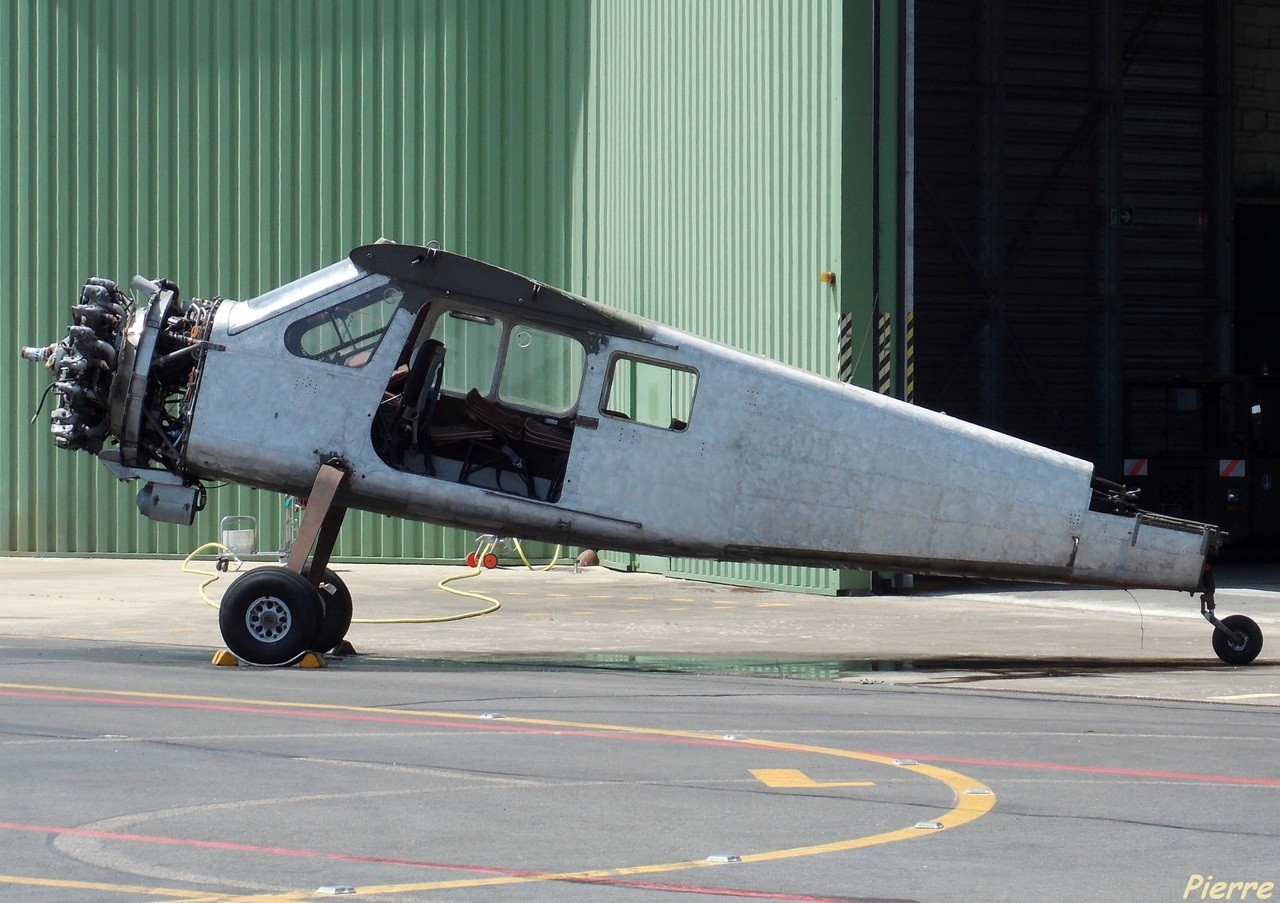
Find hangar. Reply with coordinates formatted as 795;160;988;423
3;0;1276;591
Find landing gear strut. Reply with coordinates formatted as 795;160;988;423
1201;568;1264;665
217;461;353;665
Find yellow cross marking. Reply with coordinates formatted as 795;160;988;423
751;768;875;789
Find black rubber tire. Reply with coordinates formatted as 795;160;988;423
218;567;323;666
303;565;354;654
1211;614;1263;665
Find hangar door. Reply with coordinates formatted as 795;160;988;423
913;0;1231;476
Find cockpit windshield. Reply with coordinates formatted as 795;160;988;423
227;258;360;335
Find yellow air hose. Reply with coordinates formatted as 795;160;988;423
183;539;506;625
512;539;561;571
351;538;501;624
182;542;238;609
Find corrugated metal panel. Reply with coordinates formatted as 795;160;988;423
570;0;863;593
4;0;886;595
580;0;844;371
2;0;585;562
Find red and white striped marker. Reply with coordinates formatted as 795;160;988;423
1219;459;1246;478
1123;458;1148;477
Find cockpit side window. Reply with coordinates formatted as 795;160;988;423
428;309;504;396
497;326;586;415
284;285;404;367
603;355;698;431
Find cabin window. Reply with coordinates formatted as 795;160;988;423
603;356;697;431
284;285;403;367
428;309;504;396
497;326;586;415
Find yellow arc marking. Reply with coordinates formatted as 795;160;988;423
0;874;304;901
0;682;996;898
751;768;876;789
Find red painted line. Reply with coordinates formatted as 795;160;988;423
0;688;744;751
1220;459;1243;477
886;754;1280;787
0;822;858;902
0;687;962;901
0;820;540;876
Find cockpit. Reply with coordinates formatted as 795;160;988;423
369;302;585;503
261;252;700;507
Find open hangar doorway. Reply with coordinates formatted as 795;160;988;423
910;0;1280;554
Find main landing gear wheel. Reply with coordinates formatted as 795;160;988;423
303;564;353;654
218;567;322;666
1212;614;1264;666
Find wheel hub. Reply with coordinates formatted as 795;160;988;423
245;595;292;643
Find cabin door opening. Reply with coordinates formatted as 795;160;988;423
370;302;585;503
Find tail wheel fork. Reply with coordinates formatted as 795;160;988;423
1200;566;1264;665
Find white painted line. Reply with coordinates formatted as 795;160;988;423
1216;587;1280;599
1208;693;1280;701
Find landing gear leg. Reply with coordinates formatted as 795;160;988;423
216;461;353;664
285;462;349;579
284;462;353;654
1200;567;1264;665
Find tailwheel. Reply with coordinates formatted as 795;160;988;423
219;566;323;666
303;564;354;655
1211;614;1263;666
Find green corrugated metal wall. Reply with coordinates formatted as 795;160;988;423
585;0;846;590
3;0;898;593
2;0;590;562
581;0;899;592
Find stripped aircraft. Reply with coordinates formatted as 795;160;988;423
21;242;1263;666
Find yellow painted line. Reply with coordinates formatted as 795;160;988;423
1;683;995;899
573;611;597;616
545;593;572;598
751;768;875;789
755;602;793;608
665;607;689;612
355;760;994;896
1209;693;1280;701
0;874;301;901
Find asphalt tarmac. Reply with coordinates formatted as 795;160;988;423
2;556;1279;701
1;557;1279;902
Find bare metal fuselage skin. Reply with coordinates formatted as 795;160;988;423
32;243;1218;592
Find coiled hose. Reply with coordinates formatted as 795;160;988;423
182;537;561;625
